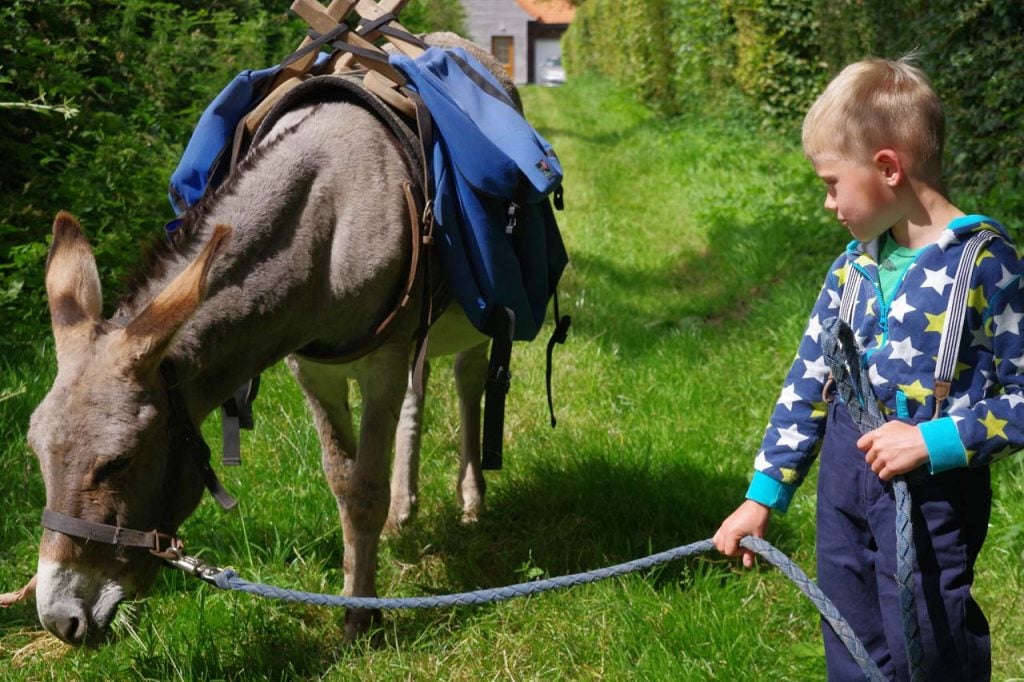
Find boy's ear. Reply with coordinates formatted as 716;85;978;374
874;149;903;187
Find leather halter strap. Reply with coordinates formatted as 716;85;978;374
40;508;181;554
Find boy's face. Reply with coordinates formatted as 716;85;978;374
810;153;902;243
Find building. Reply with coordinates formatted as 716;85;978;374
460;0;575;84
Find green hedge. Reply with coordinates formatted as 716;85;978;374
0;0;463;345
563;0;1022;227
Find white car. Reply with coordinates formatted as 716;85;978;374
539;57;565;87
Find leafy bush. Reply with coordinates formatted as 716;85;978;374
859;0;1024;222
563;0;676;113
0;0;464;347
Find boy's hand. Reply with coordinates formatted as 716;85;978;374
713;500;771;569
857;422;930;481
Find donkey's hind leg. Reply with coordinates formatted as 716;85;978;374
454;342;489;524
387;360;431;533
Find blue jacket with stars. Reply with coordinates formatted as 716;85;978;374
747;215;1024;513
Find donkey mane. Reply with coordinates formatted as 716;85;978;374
117;112;315;313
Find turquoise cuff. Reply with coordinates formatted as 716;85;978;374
746;471;796;513
919;417;968;473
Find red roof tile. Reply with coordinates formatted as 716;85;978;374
514;0;576;24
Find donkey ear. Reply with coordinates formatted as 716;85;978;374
123;224;232;368
45;212;102;359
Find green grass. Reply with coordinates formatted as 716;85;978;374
2;74;1023;680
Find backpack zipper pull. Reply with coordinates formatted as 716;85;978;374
506;202;519;235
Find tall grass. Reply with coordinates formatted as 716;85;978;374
1;75;1022;680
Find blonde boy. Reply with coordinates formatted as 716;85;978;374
714;57;1024;680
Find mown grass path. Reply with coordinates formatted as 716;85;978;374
1;75;1022;680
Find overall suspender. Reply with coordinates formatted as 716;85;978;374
838;231;999;419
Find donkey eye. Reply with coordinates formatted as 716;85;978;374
95;456;131;479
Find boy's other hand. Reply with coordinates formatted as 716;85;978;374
857;421;929;481
713;499;771;569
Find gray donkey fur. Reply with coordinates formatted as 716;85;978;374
27;33;518;645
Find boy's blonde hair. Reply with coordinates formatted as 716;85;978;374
802;57;945;185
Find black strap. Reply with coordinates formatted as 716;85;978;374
220;376;260;466
447;50;517;110
326;38;399;73
284;22;353;71
357;13;429;50
545;291;572;427
160;363;237;510
482;307;515;470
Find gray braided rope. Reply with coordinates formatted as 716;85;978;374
206;536;883;680
821;317;926;681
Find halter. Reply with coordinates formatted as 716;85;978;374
40;362;235;557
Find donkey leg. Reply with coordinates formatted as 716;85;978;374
387;360;430;534
288;352;403;641
342;347;407;639
454;342;489;524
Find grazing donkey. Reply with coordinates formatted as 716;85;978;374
27;33;523;645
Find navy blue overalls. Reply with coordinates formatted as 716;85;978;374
816;399;991;680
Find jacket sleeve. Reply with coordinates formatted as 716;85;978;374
919;239;1024;471
746;258;845;512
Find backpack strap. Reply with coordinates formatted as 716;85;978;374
482;307;515;470
932;231;999;417
545;290;572;427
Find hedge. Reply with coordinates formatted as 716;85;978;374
563;0;1023;228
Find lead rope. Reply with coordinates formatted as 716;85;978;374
162;534;882;680
820;316;926;682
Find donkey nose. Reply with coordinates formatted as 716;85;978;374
43;599;90;645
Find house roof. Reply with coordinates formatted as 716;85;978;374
514;0;576;24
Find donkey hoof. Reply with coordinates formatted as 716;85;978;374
343;607;383;644
460;504;483;525
384;507;417;536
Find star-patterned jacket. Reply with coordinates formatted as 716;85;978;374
747;215;1024;513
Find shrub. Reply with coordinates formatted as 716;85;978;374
0;0;464;346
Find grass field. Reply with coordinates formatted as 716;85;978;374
2;75;1023;680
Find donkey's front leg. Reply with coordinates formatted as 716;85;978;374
288;351;404;641
341;346;408;638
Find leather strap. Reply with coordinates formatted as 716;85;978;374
41;508;180;553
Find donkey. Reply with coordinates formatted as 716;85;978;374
27;35;522;645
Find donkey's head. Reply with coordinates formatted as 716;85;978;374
28;212;229;645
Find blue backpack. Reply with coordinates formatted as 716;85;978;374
389;46;568;344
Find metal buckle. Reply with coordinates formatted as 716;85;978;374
421;199;434;234
150;531;183;556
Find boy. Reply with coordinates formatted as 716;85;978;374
713;57;1024;680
